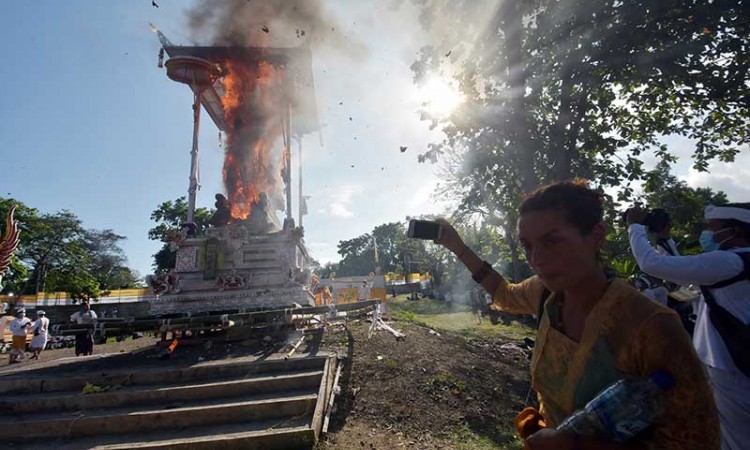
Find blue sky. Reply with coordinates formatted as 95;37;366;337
1;1;748;278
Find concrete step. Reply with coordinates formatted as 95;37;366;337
0;355;328;395
1;368;323;414
0;390;317;441
22;417;314;450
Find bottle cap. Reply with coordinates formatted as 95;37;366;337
650;370;675;391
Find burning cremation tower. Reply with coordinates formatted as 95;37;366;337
148;30;319;314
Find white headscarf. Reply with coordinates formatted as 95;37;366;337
704;204;750;224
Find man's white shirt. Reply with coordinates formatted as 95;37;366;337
629;223;750;374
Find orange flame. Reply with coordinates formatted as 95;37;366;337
220;59;285;221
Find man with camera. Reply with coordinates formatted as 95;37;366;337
624;207;697;332
627;203;750;450
624;207;677;256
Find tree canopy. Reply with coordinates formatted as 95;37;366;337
410;0;749;212
404;0;749;277
330;218;524;288
148;197;212;274
0;197;138;300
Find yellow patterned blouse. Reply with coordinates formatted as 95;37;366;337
492;276;720;450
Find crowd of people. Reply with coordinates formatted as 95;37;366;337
434;179;748;450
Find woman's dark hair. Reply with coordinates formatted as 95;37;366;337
519;179;604;235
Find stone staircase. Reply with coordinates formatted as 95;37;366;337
0;355;338;449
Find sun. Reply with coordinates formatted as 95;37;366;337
419;77;464;118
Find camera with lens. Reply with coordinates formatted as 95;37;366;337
621;207;671;234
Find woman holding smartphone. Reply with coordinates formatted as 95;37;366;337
434;180;719;450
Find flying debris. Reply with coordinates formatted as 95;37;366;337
152;0;158;8
400;146;407;153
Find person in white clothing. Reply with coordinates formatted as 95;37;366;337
628;203;750;450
358;281;371;301
8;309;31;364
29;310;49;360
633;210;697;333
630;209;678;302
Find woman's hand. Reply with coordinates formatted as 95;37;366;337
434;218;466;255
525;428;577;450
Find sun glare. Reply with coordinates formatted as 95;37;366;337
420;77;464;118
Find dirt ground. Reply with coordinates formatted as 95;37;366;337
319;318;530;450
1;314;531;450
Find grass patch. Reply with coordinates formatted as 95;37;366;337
424;371;467;394
388;295;534;341
398;310;417;322
382;357;400;370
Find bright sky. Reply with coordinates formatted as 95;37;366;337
1;2;747;278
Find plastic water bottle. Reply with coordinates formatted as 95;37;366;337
557;370;675;443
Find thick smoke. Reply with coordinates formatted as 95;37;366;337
186;0;365;56
184;0;366;225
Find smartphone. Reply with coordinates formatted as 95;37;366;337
407;219;442;240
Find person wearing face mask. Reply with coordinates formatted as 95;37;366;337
627;203;750;450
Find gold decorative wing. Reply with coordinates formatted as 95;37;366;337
0;204;20;280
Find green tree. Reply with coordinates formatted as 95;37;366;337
336;222;433;277
372;222;408;273
148;197;212;274
17;209;89;295
83;229;139;290
641;161;728;243
336;233;377;277
0;197;136;300
319;261;339;279
334;218;512;290
409;0;749;218
407;0;748;282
